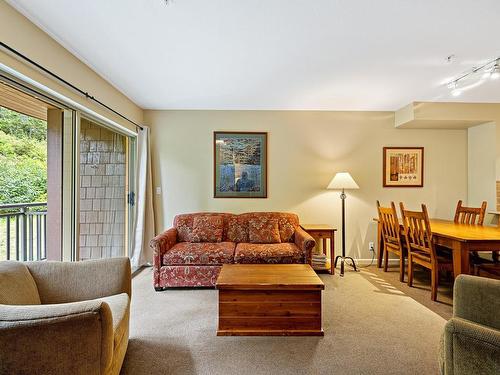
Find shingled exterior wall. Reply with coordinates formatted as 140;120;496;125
79;119;126;260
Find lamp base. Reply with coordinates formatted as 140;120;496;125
334;255;358;277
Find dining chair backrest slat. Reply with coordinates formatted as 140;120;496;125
377;201;401;245
400;203;436;261
454;200;487;225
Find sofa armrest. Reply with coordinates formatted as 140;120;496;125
150;228;178;288
0;300;114;375
26;257;131;304
442;317;500;375
294;227;316;264
453;274;500;330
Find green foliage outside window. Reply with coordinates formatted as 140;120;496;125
0;107;47;204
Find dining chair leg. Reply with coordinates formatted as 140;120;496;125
383;248;388;272
399;254;404;282
493;251;499;263
431;268;438;301
407;256;413;287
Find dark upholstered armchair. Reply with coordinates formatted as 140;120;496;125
439;275;500;375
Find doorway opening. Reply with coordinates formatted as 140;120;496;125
0;81;53;261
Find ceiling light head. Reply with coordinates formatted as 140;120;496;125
448;81;461;96
491;60;500;80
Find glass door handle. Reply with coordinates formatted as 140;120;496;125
127;192;135;207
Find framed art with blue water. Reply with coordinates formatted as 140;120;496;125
214;131;267;198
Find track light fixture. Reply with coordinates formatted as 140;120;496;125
447;81;461;96
491;61;500;80
445;57;500;96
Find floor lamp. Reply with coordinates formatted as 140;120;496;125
327;172;359;277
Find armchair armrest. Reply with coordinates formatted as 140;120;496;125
294;227;316;264
26;257;131;304
453;275;500;330
442;317;500;375
0;300;113;375
150;228;178;289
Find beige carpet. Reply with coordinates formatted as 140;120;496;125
364;264;453;320
121;267;446;375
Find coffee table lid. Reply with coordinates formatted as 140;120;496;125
216;264;325;290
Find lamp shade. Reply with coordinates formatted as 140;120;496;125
327;172;359;190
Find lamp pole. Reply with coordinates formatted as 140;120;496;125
334;188;358;276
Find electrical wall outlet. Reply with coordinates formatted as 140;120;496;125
369;242;375;252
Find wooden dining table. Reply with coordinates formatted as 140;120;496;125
376;218;500;278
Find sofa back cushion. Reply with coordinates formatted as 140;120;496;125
248;217;281;243
173;212;299;243
191;215;223;242
238;212;299;243
174;213;235;242
0;261;41;305
227;216;249;243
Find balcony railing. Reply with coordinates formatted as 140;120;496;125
0;202;47;261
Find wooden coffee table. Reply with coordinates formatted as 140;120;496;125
216;264;325;336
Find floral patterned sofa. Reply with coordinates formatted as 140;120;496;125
150;212;316;289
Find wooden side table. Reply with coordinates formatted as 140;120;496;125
300;224;336;275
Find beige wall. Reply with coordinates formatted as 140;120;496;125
145;110;468;260
467;122;496;212
0;1;143;130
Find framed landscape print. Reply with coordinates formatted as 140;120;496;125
383;147;424;187
214;132;267;198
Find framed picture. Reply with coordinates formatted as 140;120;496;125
214;131;267;198
383;147;424;187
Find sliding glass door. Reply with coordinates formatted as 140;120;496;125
0;72;137;262
77;117;135;260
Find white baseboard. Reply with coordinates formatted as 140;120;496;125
350;258;400;267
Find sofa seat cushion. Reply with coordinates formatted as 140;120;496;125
234;243;303;264
0;261;41;305
96;293;130;349
163;242;236;265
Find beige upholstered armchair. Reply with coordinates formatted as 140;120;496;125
0;257;131;375
439;275;500;375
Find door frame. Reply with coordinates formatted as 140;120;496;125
0;64;138;261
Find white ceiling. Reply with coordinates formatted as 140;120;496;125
7;0;500;111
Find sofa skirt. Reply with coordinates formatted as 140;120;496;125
156;265;221;288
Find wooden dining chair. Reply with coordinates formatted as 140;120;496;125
377;201;406;282
474;263;500;280
454;200;487;225
454;200;500;264
400;203;453;301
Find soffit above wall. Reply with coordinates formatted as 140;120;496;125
0;81;56;120
395;102;500;129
